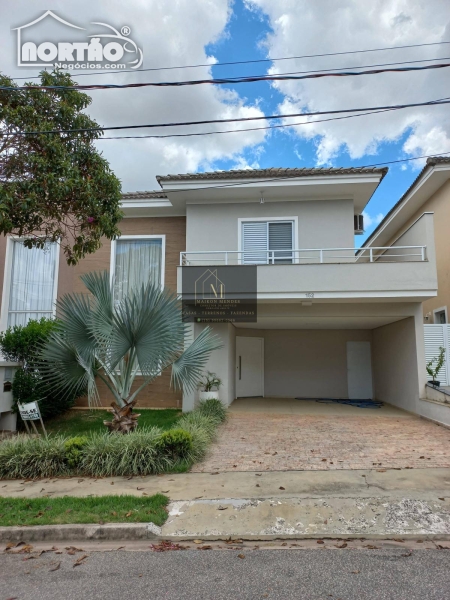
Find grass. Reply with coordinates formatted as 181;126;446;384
44;409;182;436
0;494;169;527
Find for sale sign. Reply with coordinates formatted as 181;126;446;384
18;401;41;421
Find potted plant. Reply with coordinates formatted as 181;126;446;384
197;371;222;401
426;346;446;387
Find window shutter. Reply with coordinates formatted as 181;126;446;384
268;222;293;262
242;222;268;264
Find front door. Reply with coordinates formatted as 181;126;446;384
236;336;264;397
347;341;373;399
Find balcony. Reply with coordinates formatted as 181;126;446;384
178;212;437;302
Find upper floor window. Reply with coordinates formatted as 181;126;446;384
4;240;58;328
242;220;294;264
112;236;165;302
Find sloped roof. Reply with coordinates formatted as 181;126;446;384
363;157;450;246
122;190;167;200
156;166;388;183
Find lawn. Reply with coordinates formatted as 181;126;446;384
0;494;169;527
43;409;182;436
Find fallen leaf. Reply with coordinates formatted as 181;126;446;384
255;473;262;476
365;545;379;549
438;497;445;501
161;490;170;493
217;506;228;510
49;562;61;572
351;570;360;574
193;539;203;544
238;553;245;559
110;482;114;485
256;484;260;487
324;519;328;524
281;542;287;547
73;555;88;567
210;472;219;475
125;511;132;518
336;542;347;548
393;539;404;543
137;487;145;491
321;459;327;462
279;486;285;490
197;545;212;550
317;540;324;544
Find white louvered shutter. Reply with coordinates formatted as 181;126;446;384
242;222;268;264
424;324;449;385
268;222;293;263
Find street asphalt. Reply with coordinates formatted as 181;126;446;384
0;547;449;599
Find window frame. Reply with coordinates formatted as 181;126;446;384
110;234;166;291
433;306;448;324
0;237;60;332
237;216;298;265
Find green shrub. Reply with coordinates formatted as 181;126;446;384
0;318;82;421
156;429;193;460
64;436;88;468
0;435;70;479
197;398;227;424
79;428;173;477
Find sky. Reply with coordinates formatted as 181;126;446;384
2;0;450;243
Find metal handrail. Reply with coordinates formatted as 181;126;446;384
179;246;427;266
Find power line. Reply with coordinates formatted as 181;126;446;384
8;97;450;137
98;106;423;140
11;39;450;78
4;61;450;92
148;152;450;195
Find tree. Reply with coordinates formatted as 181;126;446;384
39;271;222;433
0;70;122;265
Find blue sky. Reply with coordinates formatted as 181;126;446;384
206;0;436;244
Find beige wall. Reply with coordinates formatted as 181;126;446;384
383;180;450;321
186;199;355;258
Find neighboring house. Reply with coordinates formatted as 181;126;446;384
0;165;445;425
363;157;450;325
362;157;450;390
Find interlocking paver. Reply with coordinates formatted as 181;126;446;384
191;412;450;472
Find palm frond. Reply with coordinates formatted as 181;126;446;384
171;327;223;392
80;270;114;345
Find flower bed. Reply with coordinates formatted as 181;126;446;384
0;399;227;479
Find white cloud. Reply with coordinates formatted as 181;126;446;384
362;211;384;228
1;1;268;190
246;0;450;165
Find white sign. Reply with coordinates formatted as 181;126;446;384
13;10;143;70
18;401;41;421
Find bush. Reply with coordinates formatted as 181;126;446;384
197;398;227;424
0;318;81;421
156;429;193;460
79;427;173;477
64;436;88;469
0;435;70;479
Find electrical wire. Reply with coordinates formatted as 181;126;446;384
7;97;450;136
4;61;450;92
11;39;450;78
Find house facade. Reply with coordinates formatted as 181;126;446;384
0;165;444;426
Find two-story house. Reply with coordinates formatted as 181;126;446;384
0;165;444;428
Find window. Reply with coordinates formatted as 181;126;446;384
5;240;58;328
241;220;294;264
112;236;165;301
434;308;447;324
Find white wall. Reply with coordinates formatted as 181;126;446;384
186;199;355;256
372;305;425;412
236;328;372;398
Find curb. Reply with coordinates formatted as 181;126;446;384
1;524;450;544
0;522;162;543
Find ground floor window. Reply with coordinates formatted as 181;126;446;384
112;236;165;301
434;308;447;324
6;240;58;328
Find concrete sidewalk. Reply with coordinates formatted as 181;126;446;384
2;469;450;541
2;467;450;500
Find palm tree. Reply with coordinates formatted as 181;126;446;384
40;271;221;433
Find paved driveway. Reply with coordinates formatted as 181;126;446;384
191;400;450;472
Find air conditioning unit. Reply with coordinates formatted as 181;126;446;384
354;214;364;235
